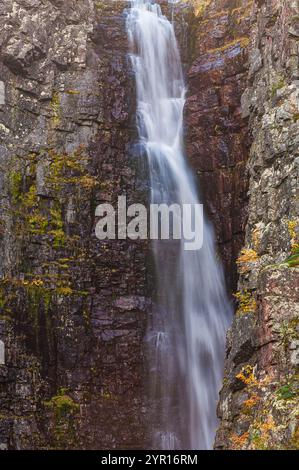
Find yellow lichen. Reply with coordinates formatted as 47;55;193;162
230;431;249;450
51;91;61;127
234;290;257;316
56;287;74;296
236;365;258;387
243;394;260;411
237;249;259;273
292;243;299;255
288;220;298;243
252;229;261;251
184;0;212;17
207;37;250;54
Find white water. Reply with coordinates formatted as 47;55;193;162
127;1;232;450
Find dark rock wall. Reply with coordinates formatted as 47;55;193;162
216;0;299;450
0;0;149;450
0;0;196;451
185;0;252;292
0;0;298;451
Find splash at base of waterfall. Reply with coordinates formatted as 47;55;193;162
127;0;232;450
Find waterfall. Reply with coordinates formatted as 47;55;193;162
127;1;232;450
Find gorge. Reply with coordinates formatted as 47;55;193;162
0;0;298;451
127;0;231;450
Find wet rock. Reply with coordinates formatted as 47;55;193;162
185;0;251;292
114;296;148;311
216;0;299;449
230;315;255;366
0;0;148;450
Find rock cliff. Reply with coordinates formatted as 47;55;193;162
0;0;149;450
0;0;298;451
215;0;299;450
185;0;251;292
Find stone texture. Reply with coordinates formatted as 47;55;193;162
216;0;299;450
0;81;5;105
0;0;149;450
0;0;298;451
0;0;195;451
185;0;252;292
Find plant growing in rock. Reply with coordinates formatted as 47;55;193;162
271;77;286;97
283;220;299;267
44;388;80;449
237;248;259;274
234;290;257;316
236;365;258;386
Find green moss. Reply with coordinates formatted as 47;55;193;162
51;92;61;127
102;390;112;400
288;425;299;450
0;315;11;322
271;78;286;97
28;214;49;235
185;0;212;17
10;170;23;203
64;89;80;95
44;389;79;419
4;147;98;330
277;319;299;363
0;289;5;310
0;285;16;317
49;205;65;248
20;184;38;210
250;430;269;450
44;388;79;449
17;183;47;237
47;149;98;191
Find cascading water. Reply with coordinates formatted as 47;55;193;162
127;0;232;450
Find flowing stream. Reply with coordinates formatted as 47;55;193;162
127;0;232;450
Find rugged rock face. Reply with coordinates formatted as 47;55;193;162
216;0;299;450
0;0;197;451
0;0;298;451
0;0;149;450
185;0;252;291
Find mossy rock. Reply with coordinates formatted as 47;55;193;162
44;388;80;419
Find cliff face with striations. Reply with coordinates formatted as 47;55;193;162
215;0;299;450
0;0;196;451
0;0;149;450
185;0;251;292
0;0;298;451
180;0;299;451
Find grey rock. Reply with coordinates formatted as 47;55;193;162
248;48;262;77
241;89;251;118
0;82;5;105
0;340;4;365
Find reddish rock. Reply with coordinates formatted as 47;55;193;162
185;0;252;292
